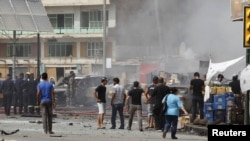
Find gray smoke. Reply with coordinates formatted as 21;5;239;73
184;0;245;78
114;0;245;79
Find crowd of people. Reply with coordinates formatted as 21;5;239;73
0;70;242;137
92;72;242;139
93;76;189;139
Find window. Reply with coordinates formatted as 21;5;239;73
48;42;72;57
7;43;31;57
81;10;108;29
87;42;103;58
48;14;74;29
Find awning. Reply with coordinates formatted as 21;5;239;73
0;0;53;32
42;0;110;6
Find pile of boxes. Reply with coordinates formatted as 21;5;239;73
203;86;244;124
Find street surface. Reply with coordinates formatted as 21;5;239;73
0;107;207;141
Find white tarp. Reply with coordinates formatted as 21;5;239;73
239;64;250;93
204;56;244;102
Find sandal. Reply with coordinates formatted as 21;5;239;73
97;127;106;129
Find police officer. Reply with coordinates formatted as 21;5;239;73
13;73;25;114
0;74;16;116
27;73;38;114
23;72;30;114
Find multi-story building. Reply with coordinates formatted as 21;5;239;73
0;0;131;82
0;0;197;84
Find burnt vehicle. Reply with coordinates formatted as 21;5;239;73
54;75;113;107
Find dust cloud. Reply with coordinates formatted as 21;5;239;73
113;0;245;79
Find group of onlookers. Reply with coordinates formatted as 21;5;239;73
93;76;188;139
93;72;242;139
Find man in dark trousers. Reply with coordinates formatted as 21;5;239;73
23;72;30;114
37;72;55;134
189;72;205;122
147;77;170;131
229;74;242;108
14;73;25;114
0;74;16;116
110;77;126;129
126;81;145;131
27;73;38;114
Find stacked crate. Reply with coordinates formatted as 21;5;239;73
204;102;214;122
204;86;238;124
213;94;227;123
225;92;244;124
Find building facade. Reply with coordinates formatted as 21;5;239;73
0;0;198;84
0;0;130;82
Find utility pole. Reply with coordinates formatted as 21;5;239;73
245;49;250;125
37;33;41;78
12;30;16;81
243;6;250;125
102;0;106;76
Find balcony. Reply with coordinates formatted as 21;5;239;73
52;27;103;34
0;27;103;35
0;21;108;35
42;0;110;6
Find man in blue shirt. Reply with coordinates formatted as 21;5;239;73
37;72;55;134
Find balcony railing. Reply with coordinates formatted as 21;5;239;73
0;27;104;35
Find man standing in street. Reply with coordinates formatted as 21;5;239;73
126;81;145;131
144;76;159;129
23;72;30;114
93;77;108;129
13;72;25;114
66;71;75;107
229;74;242;108
147;77;170;131
0;74;16;116
27;73;39;115
190;72;205;122
37;72;55;134
110;77;126;129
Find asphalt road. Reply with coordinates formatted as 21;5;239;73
0;108;207;141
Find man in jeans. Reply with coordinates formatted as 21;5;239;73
37;72;55;134
110;77;126;129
